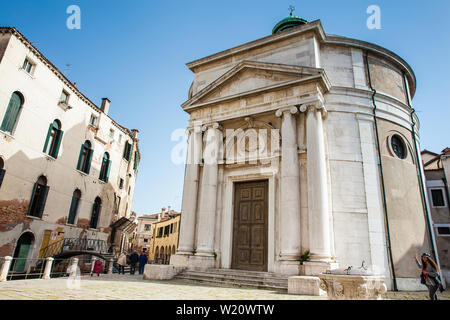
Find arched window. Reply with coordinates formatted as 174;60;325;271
77;140;93;174
99;152;111;183
67;189;81;225
0;157;5;188
27;176;49;218
43;120;63;158
90;197;102;229
1;92;24;134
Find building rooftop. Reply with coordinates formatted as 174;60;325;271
0;26;139;141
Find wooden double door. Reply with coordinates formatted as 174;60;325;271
231;180;268;272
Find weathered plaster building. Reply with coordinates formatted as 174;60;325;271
0;27;141;270
422;148;450;283
171;14;436;291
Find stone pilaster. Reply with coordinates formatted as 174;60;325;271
275;106;301;274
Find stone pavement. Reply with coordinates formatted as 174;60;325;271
0;274;448;300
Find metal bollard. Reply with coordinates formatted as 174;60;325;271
42;257;54;280
90;257;97;276
0;256;13;282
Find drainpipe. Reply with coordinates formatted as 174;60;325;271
364;52;398;291
402;72;444;288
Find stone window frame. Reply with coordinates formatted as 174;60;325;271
429;187;447;208
22;57;36;76
386;132;412;162
435;224;450;237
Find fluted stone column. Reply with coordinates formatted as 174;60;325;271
177;124;203;255
275;107;301;267
195;123;222;259
300;102;335;274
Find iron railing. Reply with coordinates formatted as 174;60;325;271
40;238;108;259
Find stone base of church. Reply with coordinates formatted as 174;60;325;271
188;254;216;271
170;253;191;267
275;260;302;275
301;261;339;276
170;253;216;271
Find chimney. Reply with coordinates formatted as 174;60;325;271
131;129;139;139
101;98;111;115
161;207;166;220
168;205;171;215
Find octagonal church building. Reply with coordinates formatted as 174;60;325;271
171;13;436;291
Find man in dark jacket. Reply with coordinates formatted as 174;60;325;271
129;250;139;275
139;249;148;275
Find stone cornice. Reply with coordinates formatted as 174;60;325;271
186;20;326;71
184;20;416;98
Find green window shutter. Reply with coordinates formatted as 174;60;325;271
76;144;85;170
90;202;101;229
105;160;111;183
52;129;63;158
128;144;133;161
37;185;49;218
123;143;128;159
90;203;97;228
67;196;79;224
42;123;53;154
0;169;5;188
85;148;93;174
1;93;22;134
27;183;39;216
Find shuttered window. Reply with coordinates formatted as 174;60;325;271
27;176;49;218
0;158;4;188
76;140;93;174
67;189;81;225
90;197;102;229
43;120;63;158
123;141;133;161
1;92;23;134
99;152;111;183
133;151;139;173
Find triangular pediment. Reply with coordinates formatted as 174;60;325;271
182;61;328;110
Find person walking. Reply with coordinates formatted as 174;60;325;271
92;259;103;277
414;253;444;300
129;249;139;275
139;249;148;275
117;251;127;275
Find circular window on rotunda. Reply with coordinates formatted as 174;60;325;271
391;135;407;159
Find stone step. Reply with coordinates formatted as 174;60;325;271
207;268;288;279
175;274;288;292
174;269;289;292
181;270;288;284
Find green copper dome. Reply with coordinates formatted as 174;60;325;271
272;15;308;34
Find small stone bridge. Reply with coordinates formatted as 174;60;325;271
39;238;114;264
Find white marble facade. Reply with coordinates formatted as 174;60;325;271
171;19;429;291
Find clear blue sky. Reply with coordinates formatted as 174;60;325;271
1;1;449;215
